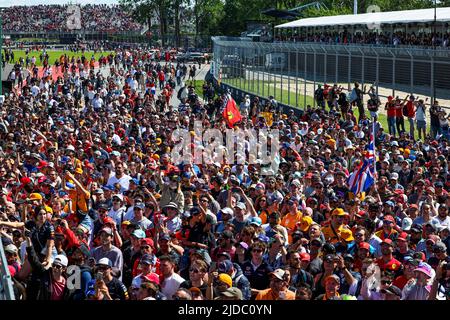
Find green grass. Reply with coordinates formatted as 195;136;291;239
10;50;114;67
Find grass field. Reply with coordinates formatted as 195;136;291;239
10;50;115;67
214;77;424;138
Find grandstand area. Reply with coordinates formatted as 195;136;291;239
274;7;450;48
1;4;142;32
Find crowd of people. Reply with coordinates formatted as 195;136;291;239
1;5;142;33
0;44;449;301
275;30;450;48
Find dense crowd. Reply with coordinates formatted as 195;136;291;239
275;30;450;48
1;5;142;32
0;45;449;301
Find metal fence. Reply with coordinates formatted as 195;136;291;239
0;243;15;300
211;36;450;109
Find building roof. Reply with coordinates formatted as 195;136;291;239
276;7;450;28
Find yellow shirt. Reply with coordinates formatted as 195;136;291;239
68;189;90;212
321;224;347;244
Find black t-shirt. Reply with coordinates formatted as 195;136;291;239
240;260;273;290
106;277;129;300
179;280;208;297
27;220;54;256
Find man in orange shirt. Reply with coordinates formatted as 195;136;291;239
322;208;352;244
255;269;295;300
281;198;303;243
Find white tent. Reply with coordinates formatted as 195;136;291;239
276;7;450;29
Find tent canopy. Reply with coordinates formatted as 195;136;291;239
276;7;450;29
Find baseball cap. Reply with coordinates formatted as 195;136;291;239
142;273;160;286
141;238;155;249
220;207;234;217
27;193;43;201
220;287;243;300
112;194;124;201
134;202;145;210
217;273;233;287
96;257;112;268
332;208;346;216
53;255;68;267
234;202;246;210
383;215;396;223
248;216;262;227
359;242;370;250
271;269;289;281
4;244;18;254
414;264;433;278
385;201;395;207
401;217;413;231
100;227;113;236
381;239;394;247
131;229;146;239
300;252;310;262
140;254;154;265
397;232;409;242
217;260;234;273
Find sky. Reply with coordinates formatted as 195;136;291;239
0;0;118;6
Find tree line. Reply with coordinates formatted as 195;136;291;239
119;0;443;47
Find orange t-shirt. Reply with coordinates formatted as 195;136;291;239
281;211;303;243
255;288;295;300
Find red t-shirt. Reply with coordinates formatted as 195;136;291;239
387;103;397;117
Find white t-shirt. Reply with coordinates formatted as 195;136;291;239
107;173;132;191
161;273;185;300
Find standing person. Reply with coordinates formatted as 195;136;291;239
385;96;397;137
415;99;427;140
430;100;443;139
91;227;124;281
395;96;407;135
404;95;418;139
351;82;365;122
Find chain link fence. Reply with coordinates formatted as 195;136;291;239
211;37;450;110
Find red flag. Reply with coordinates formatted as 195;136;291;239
222;95;242;128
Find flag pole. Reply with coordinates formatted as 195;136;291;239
372;116;377;182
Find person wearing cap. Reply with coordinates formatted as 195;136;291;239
212;230;236;262
216;207;234;234
91;227;124;281
107;193;127;226
4;244;21;275
163;202;182;233
69;243;93;300
375;214;399;242
154;166;184;211
380;284;402;300
315;274;342;300
280;197;303;243
132;238;159;278
130;253;160;297
217;287;243;300
130;202;154;232
403;262;434;300
321;208;351;244
23;229;68;300
106;161;132;192
216;259;251;300
255;269;295;300
376;239;402;274
92;257;129;300
393;232;415;262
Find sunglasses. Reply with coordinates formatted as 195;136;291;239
53;264;63;270
252;249;263;253
189;268;201;274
